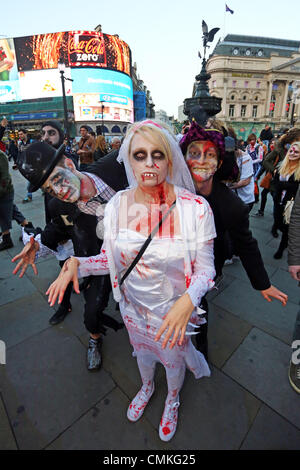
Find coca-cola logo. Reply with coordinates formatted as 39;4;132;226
68;33;106;65
68;37;105;56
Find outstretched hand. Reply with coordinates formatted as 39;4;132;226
155;293;194;349
46;257;80;307
260;285;288;306
12;237;39;278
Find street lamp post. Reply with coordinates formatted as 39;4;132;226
58;59;73;141
100;101;105;136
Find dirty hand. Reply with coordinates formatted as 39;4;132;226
12;237;39;277
288;265;300;282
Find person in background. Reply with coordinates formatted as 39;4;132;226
246;133;264;177
272;142;300;259
259;124;274;150
263;128;300;238
287;185;300;394
254;138;277;217
77;125;96;171
8;139;18;162
110;136;121;151
17;129;33;203
94;134;108;161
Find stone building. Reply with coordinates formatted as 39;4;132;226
206;34;300;138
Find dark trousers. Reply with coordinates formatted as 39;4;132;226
12;204;25;225
193;297;209;359
274;202;289;253
83;274;122;335
259;188;270;213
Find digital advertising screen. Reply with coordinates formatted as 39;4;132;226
18;68;72;100
13;31;131;76
72;68;134;123
0;30;132;120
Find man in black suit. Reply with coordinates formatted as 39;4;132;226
13;141;127;370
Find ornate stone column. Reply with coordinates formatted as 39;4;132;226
280;80;289;121
264;79;273;118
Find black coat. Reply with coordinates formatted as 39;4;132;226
200;178;270;290
40;151;128;255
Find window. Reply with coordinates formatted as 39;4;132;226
256;82;260;88
244;81;249;88
231;95;235;100
212;80;217;88
243;95;247;100
254;95;259;101
241;105;247;117
252;105;258;118
232;80;237;88
229;104;235;117
269;101;275;117
111;125;121;133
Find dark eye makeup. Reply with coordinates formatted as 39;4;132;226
132;149;165;161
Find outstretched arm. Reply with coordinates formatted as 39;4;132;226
46;244;110;306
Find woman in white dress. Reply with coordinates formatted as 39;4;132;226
46;120;216;441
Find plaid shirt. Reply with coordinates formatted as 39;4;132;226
76;172;116;217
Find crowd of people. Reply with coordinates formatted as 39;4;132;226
0;116;299;442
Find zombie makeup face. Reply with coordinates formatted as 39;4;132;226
287;143;300;161
41;125;60;148
185;140;218;183
129;133;169;187
42;159;81;203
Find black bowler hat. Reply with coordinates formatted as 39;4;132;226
17;141;66;192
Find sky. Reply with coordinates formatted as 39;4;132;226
2;0;300;118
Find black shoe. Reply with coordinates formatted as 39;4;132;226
254;210;264;217
87;337;102;370
271;228;279;238
0;233;14;251
49;303;72;325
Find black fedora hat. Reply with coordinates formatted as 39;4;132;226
17;141;66;192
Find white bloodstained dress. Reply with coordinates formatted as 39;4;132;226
76;186;216;404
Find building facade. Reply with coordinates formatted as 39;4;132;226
206;34;300;138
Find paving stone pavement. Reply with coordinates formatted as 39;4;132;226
0;165;299;450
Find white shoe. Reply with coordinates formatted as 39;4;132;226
159;398;180;441
127;382;155;422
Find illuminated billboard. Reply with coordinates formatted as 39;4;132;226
72;68;133;123
19;68;72;100
14;31;131;76
0;31;133;123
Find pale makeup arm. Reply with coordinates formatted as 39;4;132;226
46;243;109;307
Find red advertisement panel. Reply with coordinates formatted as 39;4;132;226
13;31;131;76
